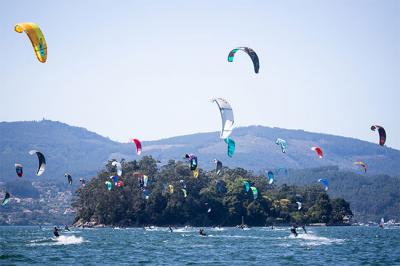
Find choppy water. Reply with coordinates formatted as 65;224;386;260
1;226;399;265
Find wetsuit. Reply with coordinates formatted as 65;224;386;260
53;227;60;237
290;227;298;237
199;229;207;236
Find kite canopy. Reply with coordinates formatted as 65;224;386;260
15;164;23;177
296;201;302;210
181;189;187;198
29;150;46;176
354;161;367;173
193;167;199;178
211;98;234;139
224;138;235;158
275;138;287;153
185;154;198;171
250;186;258;200
371;125;386;146
15;22;47;63
110;175;118;186
267;171;274;184
318;178;329;191
2;192;10;206
65;173;73;185
243;181;250;192
311;147;323;158
214;160;222;175
228;47;259;73
105;181;112;191
112;161;122;177
131;138;142;155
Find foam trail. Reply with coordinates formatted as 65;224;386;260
290;233;344;246
54;235;85;245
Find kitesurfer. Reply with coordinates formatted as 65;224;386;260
199;228;207;236
53;227;60;237
290;225;298;237
169;225;173;232
64;225;70;231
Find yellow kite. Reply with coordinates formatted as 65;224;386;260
15;22;47;63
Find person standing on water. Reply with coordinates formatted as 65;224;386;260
53;227;60;237
199;228;207;236
290;224;298;237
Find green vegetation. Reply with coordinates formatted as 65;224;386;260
279;166;400;222
73;157;352;227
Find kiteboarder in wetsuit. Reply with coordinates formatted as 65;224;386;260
169;225;173;232
64;225;70;231
199;228;207;236
290;225;298;237
53;227;60;237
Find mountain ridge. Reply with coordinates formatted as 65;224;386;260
0;120;399;182
0;119;399;222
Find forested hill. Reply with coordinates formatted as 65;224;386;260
72;157;353;227
276;166;400;222
0;120;399;184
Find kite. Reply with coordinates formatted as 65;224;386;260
131;138;142;155
15;164;23;177
371;125;386;146
311;147;323;158
225;138;235;157
211;98;234;139
275;139;287;153
227;47;259;73
318;178;329;191
29;150;46;176
14;22;47;63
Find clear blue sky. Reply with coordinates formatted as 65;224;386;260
1;0;399;148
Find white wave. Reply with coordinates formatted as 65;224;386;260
289;233;344;246
174;228;196;233
144;226;162;231
261;227;287;231
210;235;265;239
210;227;225;231
54;235;85;245
28;235;86;246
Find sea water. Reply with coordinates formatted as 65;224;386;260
1;226;399;265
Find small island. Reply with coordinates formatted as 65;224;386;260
73;157;352;227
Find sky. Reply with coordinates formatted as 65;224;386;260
0;0;399;148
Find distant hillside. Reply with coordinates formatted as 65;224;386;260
0;120;399;222
276;166;400;222
0;120;399;182
144;126;400;177
0;120;130;183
